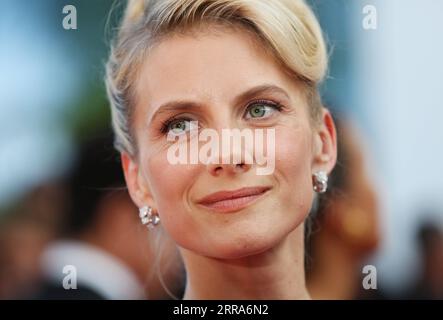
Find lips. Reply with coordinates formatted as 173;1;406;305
197;186;271;213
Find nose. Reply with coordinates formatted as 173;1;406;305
203;118;254;176
206;152;252;176
207;162;252;176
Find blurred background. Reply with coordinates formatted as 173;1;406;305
0;0;442;299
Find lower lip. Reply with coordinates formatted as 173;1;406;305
198;189;270;213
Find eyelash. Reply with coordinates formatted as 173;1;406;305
159;100;283;134
245;99;283;116
160;116;194;135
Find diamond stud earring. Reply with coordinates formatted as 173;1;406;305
312;171;328;193
139;206;160;229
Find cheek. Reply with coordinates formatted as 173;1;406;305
274;125;314;219
136;122;316;258
143;151;199;240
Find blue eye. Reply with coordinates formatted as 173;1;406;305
247;105;267;118
169;119;190;134
245;102;281;119
160;117;192;136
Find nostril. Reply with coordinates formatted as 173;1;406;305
208;162;251;176
235;162;250;172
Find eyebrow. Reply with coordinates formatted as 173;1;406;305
147;84;291;125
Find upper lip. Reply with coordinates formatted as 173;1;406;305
197;186;271;205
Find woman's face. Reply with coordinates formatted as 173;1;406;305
123;28;336;259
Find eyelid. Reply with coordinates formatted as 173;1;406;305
246;98;278;106
160;114;197;134
243;99;283;118
160;115;192;133
158;99;285;135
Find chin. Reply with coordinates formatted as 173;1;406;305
200;231;283;260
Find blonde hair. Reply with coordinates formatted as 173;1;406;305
105;0;328;157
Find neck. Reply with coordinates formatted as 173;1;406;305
181;225;310;300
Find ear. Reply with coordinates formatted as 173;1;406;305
121;152;155;210
311;108;337;175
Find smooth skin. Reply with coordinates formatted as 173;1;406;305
121;27;337;299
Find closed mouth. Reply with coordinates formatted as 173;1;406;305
197;186;271;213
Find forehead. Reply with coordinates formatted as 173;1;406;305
135;28;302;117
